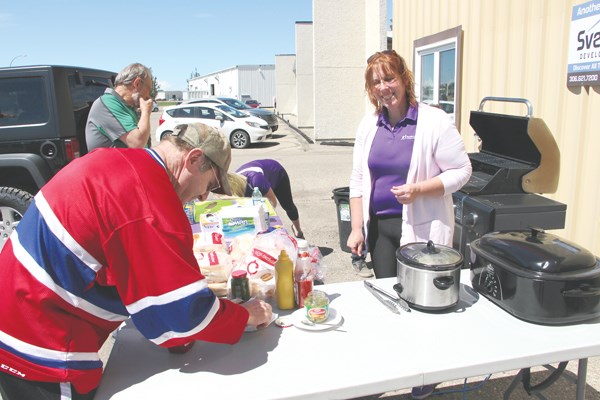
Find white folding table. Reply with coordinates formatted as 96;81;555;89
94;271;600;399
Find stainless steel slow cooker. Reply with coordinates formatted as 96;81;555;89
470;227;600;325
395;240;463;310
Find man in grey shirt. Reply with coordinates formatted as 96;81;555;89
86;63;153;151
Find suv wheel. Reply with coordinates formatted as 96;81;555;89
230;130;250;149
0;187;33;252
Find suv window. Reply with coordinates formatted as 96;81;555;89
196;107;216;119
168;107;193;118
69;74;112;138
215;104;247;118
218;97;250;109
0;77;49;126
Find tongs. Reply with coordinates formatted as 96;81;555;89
364;281;411;313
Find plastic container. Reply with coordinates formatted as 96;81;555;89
275;250;295;310
332;187;351;253
184;201;196;224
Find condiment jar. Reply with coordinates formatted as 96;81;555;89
304;290;330;323
230;270;250;302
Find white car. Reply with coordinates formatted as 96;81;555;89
155;103;271;149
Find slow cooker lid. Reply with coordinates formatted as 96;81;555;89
478;228;597;273
397;240;463;268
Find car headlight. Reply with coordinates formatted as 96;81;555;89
245;121;263;128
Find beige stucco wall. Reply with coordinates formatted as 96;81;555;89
296;22;315;129
275;55;297;118
313;0;386;141
393;0;600;255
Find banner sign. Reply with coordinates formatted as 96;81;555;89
567;0;600;86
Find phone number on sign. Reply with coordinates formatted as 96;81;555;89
569;74;599;83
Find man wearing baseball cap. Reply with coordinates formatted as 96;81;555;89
0;123;272;400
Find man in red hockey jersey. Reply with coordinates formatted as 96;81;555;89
0;123;272;400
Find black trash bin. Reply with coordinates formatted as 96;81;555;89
332;187;352;253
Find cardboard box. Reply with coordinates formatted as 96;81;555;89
219;203;268;240
191;197;283;236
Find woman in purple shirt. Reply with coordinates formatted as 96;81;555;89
228;159;304;239
348;50;471;278
348;49;471;400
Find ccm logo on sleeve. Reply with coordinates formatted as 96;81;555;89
1;363;26;377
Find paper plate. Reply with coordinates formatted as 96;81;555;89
291;307;343;331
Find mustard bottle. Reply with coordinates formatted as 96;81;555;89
275;250;295;310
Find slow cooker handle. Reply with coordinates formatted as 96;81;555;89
562;284;600;298
433;276;455;290
424;240;440;254
393;283;404;296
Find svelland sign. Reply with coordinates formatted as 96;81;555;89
567;0;600;86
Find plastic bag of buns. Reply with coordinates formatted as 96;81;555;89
230;228;298;301
193;231;232;297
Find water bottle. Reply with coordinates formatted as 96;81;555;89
252;186;262;205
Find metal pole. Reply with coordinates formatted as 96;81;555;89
9;54;27;67
576;358;588;400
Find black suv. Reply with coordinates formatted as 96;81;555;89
0;65;116;250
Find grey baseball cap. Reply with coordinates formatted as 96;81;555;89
172;123;232;196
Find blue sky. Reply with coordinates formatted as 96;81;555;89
3;1;391;91
2;0;313;90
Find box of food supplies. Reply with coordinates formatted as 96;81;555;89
219;203;268;240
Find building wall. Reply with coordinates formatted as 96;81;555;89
313;0;386;141
296;22;314;129
187;65;275;105
275;54;298;118
237;65;276;107
393;0;600;255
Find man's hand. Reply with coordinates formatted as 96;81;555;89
139;97;153;115
242;298;273;328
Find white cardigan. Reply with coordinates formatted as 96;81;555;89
349;103;472;246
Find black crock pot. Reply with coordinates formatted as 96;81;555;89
469;227;600;325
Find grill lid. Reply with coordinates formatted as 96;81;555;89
477;227;597;273
468;97;560;194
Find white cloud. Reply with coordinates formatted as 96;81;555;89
157;80;171;90
0;13;17;28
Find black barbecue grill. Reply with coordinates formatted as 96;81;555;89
453;97;566;265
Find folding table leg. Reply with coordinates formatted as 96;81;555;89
576;358;588;400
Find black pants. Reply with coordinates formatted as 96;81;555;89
367;214;402;278
273;171;299;221
0;371;96;400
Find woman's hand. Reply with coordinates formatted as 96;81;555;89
347;228;365;256
391;183;420;204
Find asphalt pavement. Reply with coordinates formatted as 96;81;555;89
97;111;600;399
